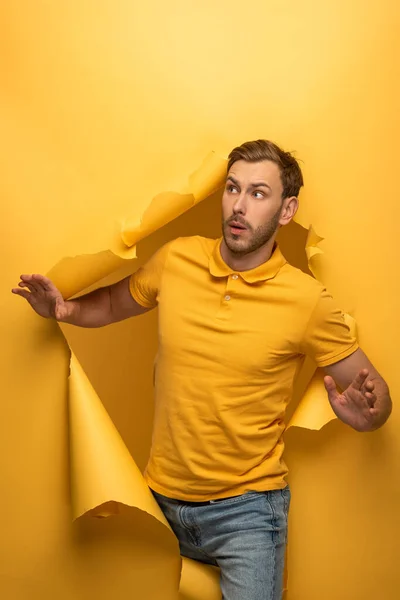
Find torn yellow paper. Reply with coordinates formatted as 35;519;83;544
287;370;336;430
48;153;226;300
69;350;170;528
305;225;324;278
121;152;227;248
47;250;135;301
179;558;221;600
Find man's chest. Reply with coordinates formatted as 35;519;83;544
157;269;306;375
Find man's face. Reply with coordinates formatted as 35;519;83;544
221;160;285;255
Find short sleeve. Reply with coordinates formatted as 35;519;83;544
299;288;359;367
129;242;171;309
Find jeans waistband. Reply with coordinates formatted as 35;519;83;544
179;495;238;506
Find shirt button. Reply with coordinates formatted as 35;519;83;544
225;295;231;301
232;274;238;280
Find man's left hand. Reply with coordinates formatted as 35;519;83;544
324;369;381;432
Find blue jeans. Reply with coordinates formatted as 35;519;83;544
151;487;290;600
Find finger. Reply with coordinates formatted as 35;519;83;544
20;275;42;294
31;274;57;293
324;376;340;402
21;274;49;294
363;380;375;393
364;391;376;408
18;281;35;293
11;288;31;300
351;369;369;391
345;388;370;410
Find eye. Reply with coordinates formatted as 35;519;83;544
253;190;264;199
226;184;239;193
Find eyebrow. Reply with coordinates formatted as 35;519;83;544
226;175;272;192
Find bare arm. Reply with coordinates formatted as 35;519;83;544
63;276;150;326
323;348;392;431
12;274;150;327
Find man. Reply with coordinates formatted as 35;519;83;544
12;140;392;600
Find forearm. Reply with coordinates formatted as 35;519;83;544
60;286;113;327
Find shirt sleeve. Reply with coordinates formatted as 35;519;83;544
299;288;359;367
129;242;172;309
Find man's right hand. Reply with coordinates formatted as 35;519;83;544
12;273;149;327
11;274;73;321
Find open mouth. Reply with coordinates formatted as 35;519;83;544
229;221;247;234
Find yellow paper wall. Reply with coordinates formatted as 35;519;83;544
1;1;399;599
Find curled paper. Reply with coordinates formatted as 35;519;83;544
121;152;227;248
305;225;324;278
48;152;227;299
179;559;220;600
69;351;169;525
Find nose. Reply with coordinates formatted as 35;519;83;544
232;192;246;215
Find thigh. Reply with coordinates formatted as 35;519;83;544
210;488;290;600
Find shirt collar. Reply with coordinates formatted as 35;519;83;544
209;238;287;283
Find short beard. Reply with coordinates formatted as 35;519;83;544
222;208;281;256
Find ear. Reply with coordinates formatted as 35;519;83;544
279;196;298;226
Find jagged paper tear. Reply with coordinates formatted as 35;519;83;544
48;152;227;300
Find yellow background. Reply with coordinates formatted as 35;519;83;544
1;1;399;599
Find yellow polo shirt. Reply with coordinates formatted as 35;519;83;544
129;236;358;501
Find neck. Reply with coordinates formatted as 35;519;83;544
220;236;277;272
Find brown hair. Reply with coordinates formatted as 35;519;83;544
227;139;304;199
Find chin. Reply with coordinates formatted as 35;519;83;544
225;237;248;254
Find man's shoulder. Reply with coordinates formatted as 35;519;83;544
279;259;325;304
